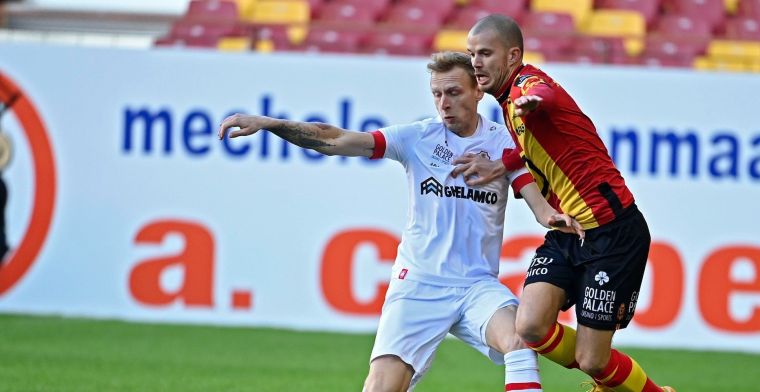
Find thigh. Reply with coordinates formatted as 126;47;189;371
574;210;650;330
524;231;577;311
370;280;461;379
451;279;518;364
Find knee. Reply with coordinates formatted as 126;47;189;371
363;374;398;392
364;356;411;392
515;314;552;344
575;351;608;377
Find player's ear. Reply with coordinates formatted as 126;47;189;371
509;47;522;66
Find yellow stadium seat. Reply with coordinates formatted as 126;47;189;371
707;40;760;60
434;30;468;52
250;0;310;24
255;38;275;53
218;37;251;51
532;0;593;28
523;51;545;64
581;9;646;56
693;56;748;72
234;0;258;19
724;0;739;15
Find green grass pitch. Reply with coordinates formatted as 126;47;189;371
1;314;758;391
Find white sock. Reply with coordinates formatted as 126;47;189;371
505;348;542;392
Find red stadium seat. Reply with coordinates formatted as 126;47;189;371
572;36;630;63
301;26;366;53
636;52;698;67
399;0;457;20
362;29;434;56
317;2;378;24
169;20;249;39
597;0;662;28
738;0;760;17
643;33;709;57
384;3;447;28
522;11;577;36
446;6;496;29
333;0;394;18
524;35;575;58
445;0;529;27
469;0;529;17
725;16;760;40
654;14;713;38
303;0;324;17
251;24;295;50
663;0;727;32
186;0;239;21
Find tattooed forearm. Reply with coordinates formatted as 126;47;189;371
268;121;339;152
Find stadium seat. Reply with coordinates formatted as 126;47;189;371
572;36;628;59
217;36;252;51
303;0;324;17
334;0;393;17
317;2;378;24
524;35;575;58
663;0;727;32
643;34;709;58
384;3;447;28
433;29;468;51
468;0;530;18
693;55;750;71
738;0;760;17
233;0;257;19
706;39;760;60
250;0;310;24
725;16;760;40
445;6;496;29
580;9;646;55
725;0;740;14
637;51;699;67
532;0;594;27
523;50;546;64
399;0;458;20
654;14;713;38
301;26;366;53
186;0;239;21
522;11;577;35
597;0;661;28
362;29;434;56
169;20;249;39
251;24;301;50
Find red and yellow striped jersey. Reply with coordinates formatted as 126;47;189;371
497;64;634;229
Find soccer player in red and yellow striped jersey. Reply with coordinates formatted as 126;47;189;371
452;14;676;392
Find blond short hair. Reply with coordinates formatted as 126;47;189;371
427;51;477;87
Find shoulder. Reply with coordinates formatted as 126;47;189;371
480;116;516;147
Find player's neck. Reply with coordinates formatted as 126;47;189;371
451;115;480;138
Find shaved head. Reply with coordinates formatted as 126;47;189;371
470;14;523;52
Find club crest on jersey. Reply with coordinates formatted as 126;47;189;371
420;177;498;204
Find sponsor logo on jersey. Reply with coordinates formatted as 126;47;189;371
431;143;453;165
419;177;498;205
595;271;610;286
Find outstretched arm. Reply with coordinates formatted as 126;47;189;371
519;182;584;239
218;114;376;157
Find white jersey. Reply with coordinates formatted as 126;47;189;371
371;115;531;286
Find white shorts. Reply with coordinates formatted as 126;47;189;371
369;278;518;389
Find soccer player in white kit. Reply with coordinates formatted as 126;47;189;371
218;52;583;392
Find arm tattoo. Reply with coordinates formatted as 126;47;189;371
268;121;338;151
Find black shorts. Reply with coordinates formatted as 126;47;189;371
524;204;651;330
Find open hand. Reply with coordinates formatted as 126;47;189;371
514;95;543;117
